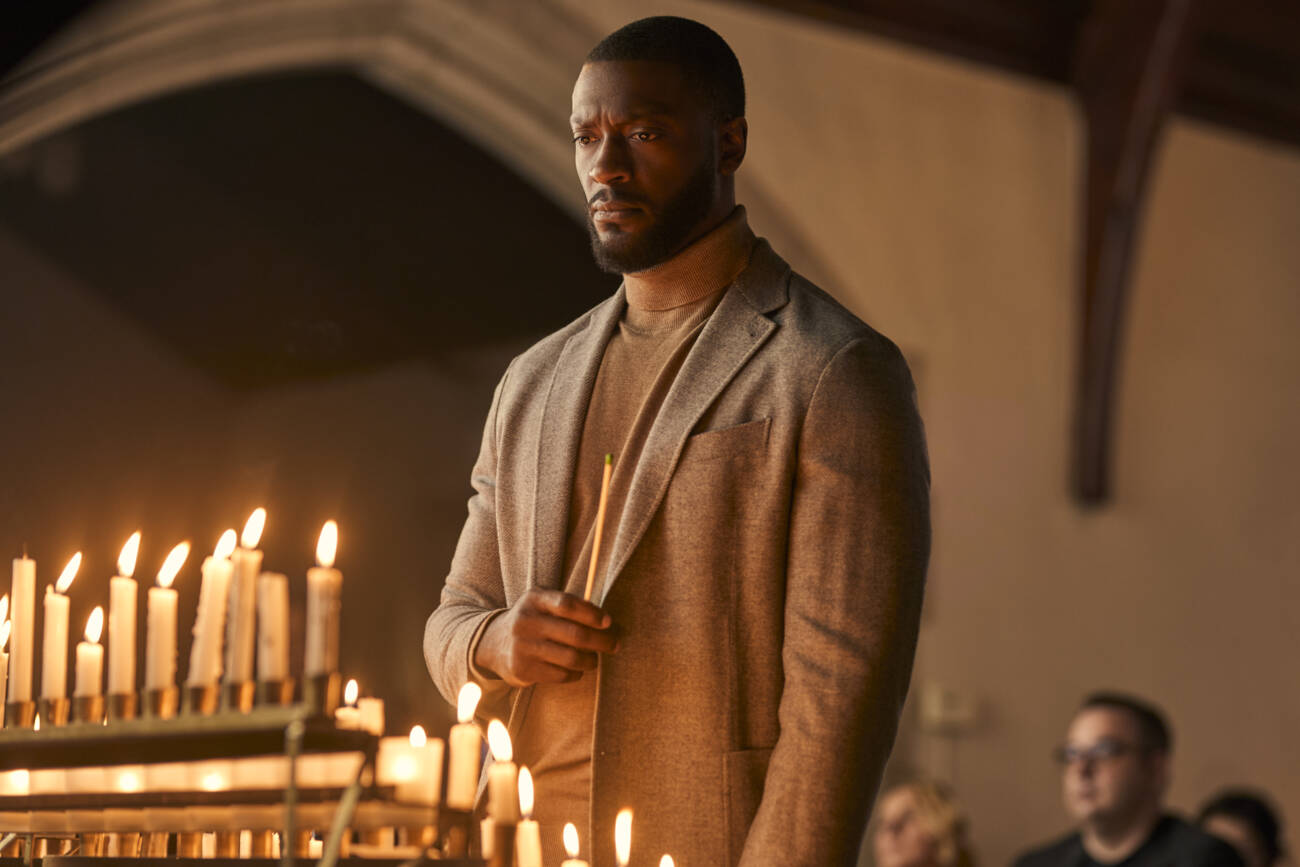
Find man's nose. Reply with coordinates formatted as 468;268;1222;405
589;136;632;185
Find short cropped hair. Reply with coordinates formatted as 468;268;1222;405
1080;691;1172;753
1199;789;1284;865
586;16;745;119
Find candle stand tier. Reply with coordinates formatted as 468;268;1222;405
0;704;479;867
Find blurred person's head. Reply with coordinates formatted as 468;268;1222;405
1198;789;1284;867
1056;692;1171;835
873;780;975;867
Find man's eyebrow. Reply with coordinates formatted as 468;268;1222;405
570;104;678;127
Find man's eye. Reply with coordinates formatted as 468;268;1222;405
631;131;658;142
573;134;596;146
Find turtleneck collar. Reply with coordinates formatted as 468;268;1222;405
623;206;755;312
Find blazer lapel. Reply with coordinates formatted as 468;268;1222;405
597;241;791;602
530;288;626;588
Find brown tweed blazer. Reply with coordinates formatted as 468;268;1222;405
425;240;930;866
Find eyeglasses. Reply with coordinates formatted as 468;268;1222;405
1052;739;1143;766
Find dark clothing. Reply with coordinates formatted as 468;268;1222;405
1013;815;1244;867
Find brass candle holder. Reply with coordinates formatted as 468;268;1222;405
72;694;104;725
175;832;202;858
143;685;179;719
487;820;517;867
303;671;340;717
4;699;36;728
182;682;219;716
222;680;256;713
106;691;137;722
256;678;295;707
38;696;69;727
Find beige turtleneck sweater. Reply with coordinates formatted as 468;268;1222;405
516;206;755;857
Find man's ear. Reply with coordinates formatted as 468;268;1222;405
718;116;747;175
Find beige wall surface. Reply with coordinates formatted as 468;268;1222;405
566;2;1299;864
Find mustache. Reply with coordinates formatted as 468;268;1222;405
587;189;650;208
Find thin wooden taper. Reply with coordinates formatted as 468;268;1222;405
582;454;614;602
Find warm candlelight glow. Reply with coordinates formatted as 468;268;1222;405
117;770;142;793
344;678;359;706
0;594;8;625
85;607;104;644
487;719;512;763
0;620;10;651
55;552;82;593
117;532;141;578
33;714;40;731
457;682;482;724
564;823;580;858
518;766;534;817
157;542;190;588
214;529;237;560
659;857;675;867
615;808;632;866
241;508;266;549
201;770;228;792
409;725;427;748
316;520;338;569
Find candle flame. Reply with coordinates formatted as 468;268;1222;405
563;823;580;858
615;808;633;866
660;857;675;867
0;594;8;625
518;766;534;817
117;770;142;793
117;532;141;578
214;529;237;560
241;508;266;549
344;678;359;706
201;770;228;792
316;520;338;568
456;681;481;724
0;620;9;651
85;606;104;643
409;725;427;748
55;551;82;593
33;714;40;731
158;542;190;588
486;719;512;763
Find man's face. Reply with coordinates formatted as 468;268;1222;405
570;60;734;274
872;788;938;867
1060;707;1167;830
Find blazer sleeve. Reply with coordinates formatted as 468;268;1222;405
740;336;930;866
423;362;515;719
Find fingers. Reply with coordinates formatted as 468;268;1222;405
530;589;612;629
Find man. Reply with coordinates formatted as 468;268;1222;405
1013;693;1243;867
424;16;930;866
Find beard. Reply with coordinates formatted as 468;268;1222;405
586;158;718;275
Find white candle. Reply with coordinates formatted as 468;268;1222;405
515;767;542;867
0;598;10;709
8;558;35;703
377;725;443;805
480;818;495;859
659;857;675;867
74;607;104;698
108;532;141;696
305;521;341;676
255;572;289;682
486;720;519;823
41;552;80;700
614;809;632;867
146;542;189;691
334;679;361;729
447;682;483;810
561;823;588;867
225;509;265;685
358;697;385;736
187;531;235;687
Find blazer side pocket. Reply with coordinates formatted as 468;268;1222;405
724;746;774;865
680;417;770;465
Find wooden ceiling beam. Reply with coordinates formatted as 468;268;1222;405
1070;0;1206;504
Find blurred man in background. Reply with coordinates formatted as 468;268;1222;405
1199;789;1286;867
1013;692;1243;867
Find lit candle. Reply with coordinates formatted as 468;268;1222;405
377;725;443;805
659;856;674;867
108;532;141;696
41;552;81;699
358;696;385;736
8;556;35;704
0;614;11;708
334;678;361;729
305;521;341;676
486;720;519;823
187;530;235;687
561;823;588;867
74;607;104;697
145;542;189;691
515;767;542;867
615;809;632;867
447;682;482;810
225;508;265;686
255;571;289;682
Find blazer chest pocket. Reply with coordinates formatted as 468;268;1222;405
679;417;770;465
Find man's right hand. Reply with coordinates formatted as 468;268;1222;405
474;589;620;687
